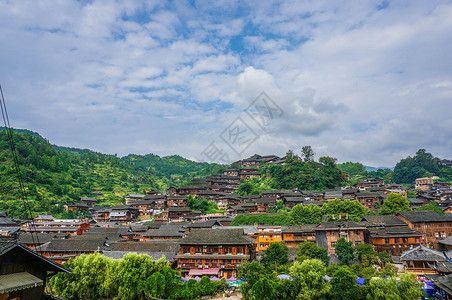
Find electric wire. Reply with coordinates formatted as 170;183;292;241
0;85;40;247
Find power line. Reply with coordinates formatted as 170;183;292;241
0;85;40;247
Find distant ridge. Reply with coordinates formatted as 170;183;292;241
0;127;43;139
365;165;394;171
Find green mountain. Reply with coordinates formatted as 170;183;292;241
0;129;224;218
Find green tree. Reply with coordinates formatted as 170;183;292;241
365;277;400;300
337;162;367;177
330;267;360;300
248;277;276;300
289;259;331;299
378;251;393;264
416;202;445;214
355;243;377;267
322;199;368;221
379;193;411;215
290;203;322;225
301;145;315;162
297;241;330;265
398;272;425;300
393;149;440;184
261;241;289;267
335;237;355;264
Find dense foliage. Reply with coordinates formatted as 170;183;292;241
232;199;373;226
0;130;222;218
261;241;289;267
238;257;424;300
379;193;411;215
49;253;227;300
186;195;223;214
297;241;330;265
267;155;345;190
393;149;452;183
335;237;355;264
230;213;292;226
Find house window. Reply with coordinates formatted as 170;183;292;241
435;232;440;238
385;238;390;244
331;242;336;247
440;232;446;238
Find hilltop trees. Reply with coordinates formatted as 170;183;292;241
379;193;411;215
393;148;452;183
268;152;343;190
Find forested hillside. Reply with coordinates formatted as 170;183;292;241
0;129;223;218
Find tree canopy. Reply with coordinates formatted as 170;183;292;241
335;237;355;264
379;193;411;215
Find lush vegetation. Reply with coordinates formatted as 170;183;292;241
0;130;222;218
337;161;394;183
230;213;293;226
393;149;452;183
379;193;411;215
238;241;424;300
231;199;375;226
49;253;227;300
186;195;223;214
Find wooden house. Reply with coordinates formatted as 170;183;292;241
175;228;255;278
396;211;452;249
0;241;70;299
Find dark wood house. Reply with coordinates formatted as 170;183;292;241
0;241;70;299
175;228;255;278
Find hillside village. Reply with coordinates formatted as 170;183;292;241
2;153;452;298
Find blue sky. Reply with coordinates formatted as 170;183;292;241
1;0;452;166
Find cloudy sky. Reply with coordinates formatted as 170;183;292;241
1;0;451;167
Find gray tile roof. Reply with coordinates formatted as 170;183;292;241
282;225;317;233
103;251;176;261
397;211;452;223
187;220;221;228
0;241;70;273
142;228;184;238
433;273;452;295
361;215;409;227
400;244;448;262
367;226;423;238
111;240;180;253
179;228;255;245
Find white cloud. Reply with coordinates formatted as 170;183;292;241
0;1;451;166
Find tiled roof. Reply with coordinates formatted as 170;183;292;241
433;273;452;294
400;244;448;262
111;240;180;253
438;236;452;246
282;225;317;233
0;241;70;273
361;215;409;227
18;233;58;244
397;211;452;223
103;251;176;261
142;228;184;238
179;228;255;245
367;226;423;238
316;221;367;230
187;220;221;228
